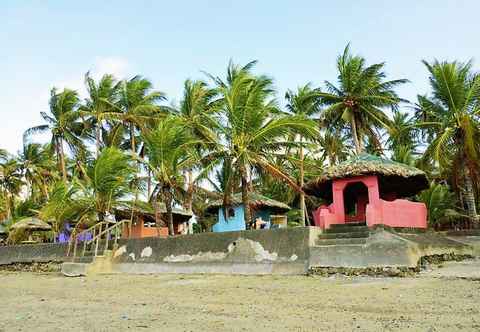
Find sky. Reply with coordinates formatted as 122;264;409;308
1;1;479;154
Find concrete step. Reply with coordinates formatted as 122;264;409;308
316;237;368;246
318;231;370;240
330;222;366;228
325;225;369;234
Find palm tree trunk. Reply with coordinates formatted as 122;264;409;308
147;169;152;200
4;191;11;220
164;186;175;236
299;141;306;227
130;123;136;153
58;138;67;182
351;117;362;154
154;191;162;237
240;166;251;228
463;163;479;227
95;121;101;157
184;170;193;213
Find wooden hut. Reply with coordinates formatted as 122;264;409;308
206;193;290;232
115;202;192;238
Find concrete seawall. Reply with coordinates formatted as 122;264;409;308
111;227;319;275
0;226;476;275
0;243;67;265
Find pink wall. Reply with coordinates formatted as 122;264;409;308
312;175;427;229
367;199;427;228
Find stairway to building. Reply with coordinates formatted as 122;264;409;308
316;222;370;246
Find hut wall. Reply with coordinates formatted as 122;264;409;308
212;206;246;233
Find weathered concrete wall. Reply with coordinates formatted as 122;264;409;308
309;228;473;268
112;227;314;274
0;243;67;265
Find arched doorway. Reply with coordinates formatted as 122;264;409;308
343;182;369;223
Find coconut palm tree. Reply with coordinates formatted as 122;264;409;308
116;75;166;153
41;147;136;231
318;44;408;154
175;79;219;213
318;129;350;165
85;147;136;222
24;88;83;182
18;143;57;201
0;156;24;219
206;61;318;226
417;182;466;229
142;115;198;235
285;83;322;226
418;60;480;225
81;72;120;156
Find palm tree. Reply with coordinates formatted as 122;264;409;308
318;129;350;165
81;72;120;156
86;147;136;222
24;88;83;182
117;75;166;153
319;44;408;154
142;115;197;235
417;182;466;229
175;79;218;213
18;143;57;201
285;83;322;226
418;60;480;225
206;61;318;226
0;156;24;219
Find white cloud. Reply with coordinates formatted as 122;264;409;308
91;56;130;79
1;57;132;154
54;56;132;99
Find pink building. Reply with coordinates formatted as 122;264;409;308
303;154;429;230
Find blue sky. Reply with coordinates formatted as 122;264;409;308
2;1;479;153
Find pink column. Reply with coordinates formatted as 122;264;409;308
332;181;346;224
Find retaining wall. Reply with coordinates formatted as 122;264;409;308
0;243;68;265
112;227;318;275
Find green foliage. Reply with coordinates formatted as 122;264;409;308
417;182;465;228
318;44;408;154
9;52;480;234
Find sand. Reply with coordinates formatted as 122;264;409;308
1;262;479;331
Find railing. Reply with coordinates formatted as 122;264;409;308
66;219;132;261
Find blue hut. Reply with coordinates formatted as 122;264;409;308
206;193;290;232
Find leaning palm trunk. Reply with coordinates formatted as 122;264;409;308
184;170;194;213
163;186;175;236
95;121;102;157
130;123;136;153
463;164;479;227
58;138;67;182
350;117;363;154
299;142;306;227
240;166;251;227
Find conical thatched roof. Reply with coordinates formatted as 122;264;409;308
205;193;290;214
10;217;52;231
303;153;428;199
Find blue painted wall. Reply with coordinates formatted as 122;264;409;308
212;205;273;232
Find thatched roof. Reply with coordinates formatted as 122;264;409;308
10;217;52;231
303;153;428;199
205;193;290;214
114;201;192;223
